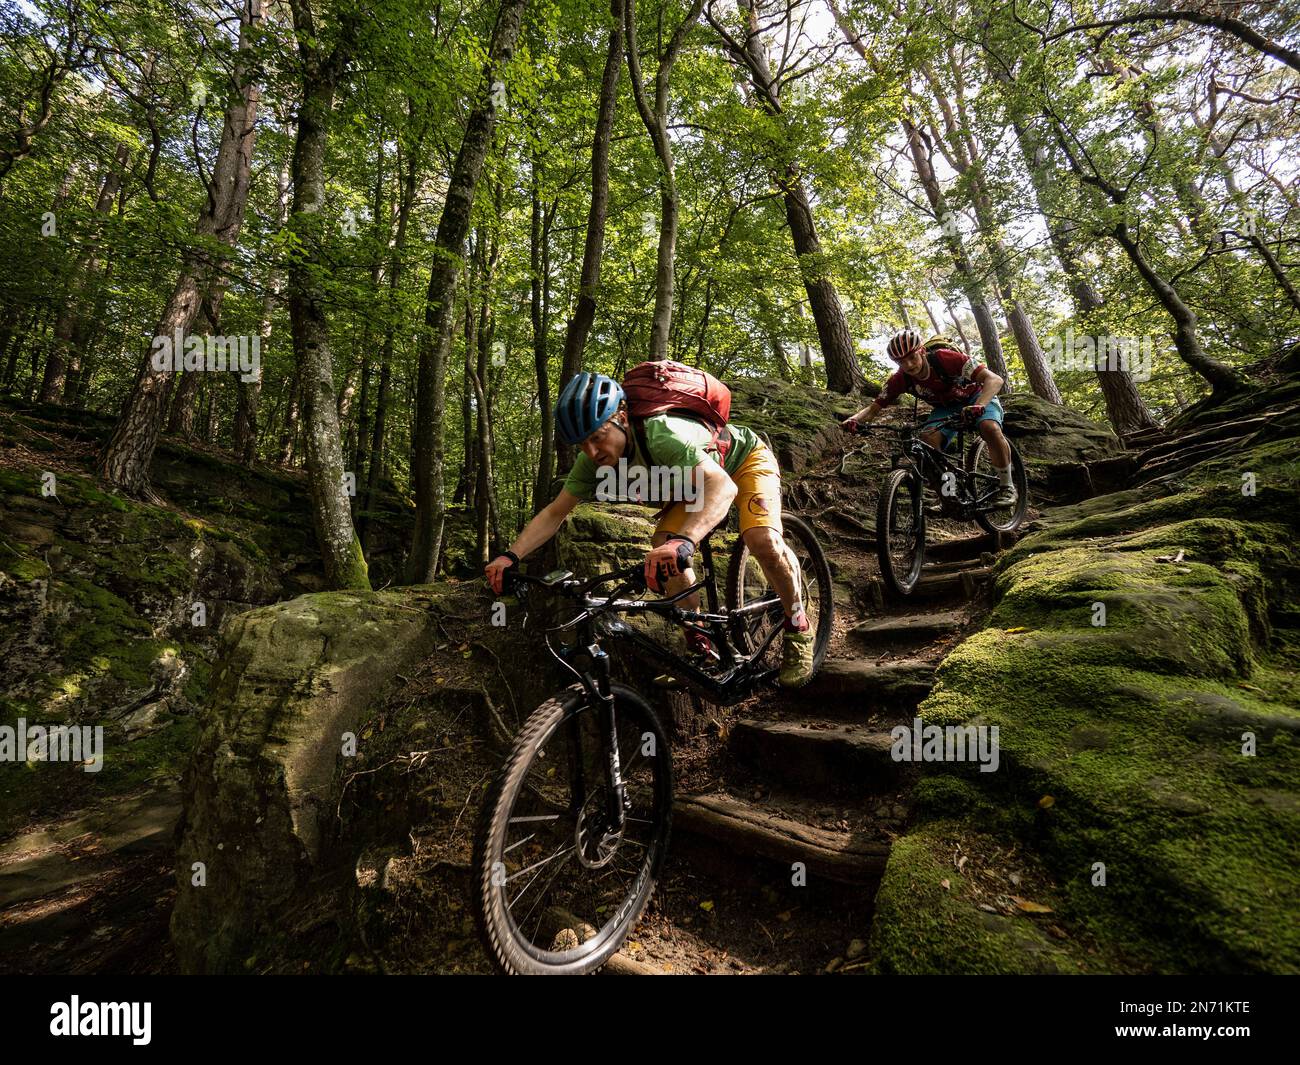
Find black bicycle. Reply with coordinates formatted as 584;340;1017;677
471;515;832;975
852;415;1028;597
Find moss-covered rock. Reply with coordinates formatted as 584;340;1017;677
728;375;858;474
168;581;551;974
170;587;444;972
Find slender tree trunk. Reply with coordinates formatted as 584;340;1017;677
98;0;262;495
277;368;301;465
710;0;868;394
0;307;27;392
168;297;226;435
405;0;528;584
900;114;1009;383
531;155;555;511
1006;107;1156;432
624;0;705;363
284;3;369;589
557;0;624;469
1113;222;1241;394
1049;115;1243;395
362;126;420;547
41;143;129;403
920;60;1058;401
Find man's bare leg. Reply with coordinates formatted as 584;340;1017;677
743;527;801;619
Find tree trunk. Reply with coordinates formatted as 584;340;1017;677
557;0;624;469
1113;222;1242;394
405;0;528;584
1006;108;1157;433
531;155;555;511
98;0;262;495
1048;112;1243;396
284;5;369;590
41;143;129;403
919;60;1058;401
362;129;420;548
711;0;868;394
624;0;705;363
900;115;1009;383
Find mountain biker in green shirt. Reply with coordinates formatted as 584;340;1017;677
485;372;817;688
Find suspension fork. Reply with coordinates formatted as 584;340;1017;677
570;640;627;832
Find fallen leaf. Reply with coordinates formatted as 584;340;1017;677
1011;895;1054;914
1038;795;1055;809
940;878;951;891
1004;626;1030;634
699;900;714;912
957;855;969;873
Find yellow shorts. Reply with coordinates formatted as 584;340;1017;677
655;443;783;538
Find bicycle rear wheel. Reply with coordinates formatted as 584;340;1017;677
877;467;926;597
472;683;672;975
967;439;1029;534
724;513;834;676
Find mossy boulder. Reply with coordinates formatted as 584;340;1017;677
171;587;443;972
728;375;858;475
1000;393;1122;465
169;581;552;973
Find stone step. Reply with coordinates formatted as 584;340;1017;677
1120;425;1172;448
850;608;969;646
673;792;890;886
794;657;936;707
925;531;1017;563
730;718;904;795
921;555;995;574
912;565;994;598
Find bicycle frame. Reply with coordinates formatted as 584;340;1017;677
887;418;1003;517
541;534;785;711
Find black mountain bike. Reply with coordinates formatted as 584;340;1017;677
853;415;1028;597
472;515;832;974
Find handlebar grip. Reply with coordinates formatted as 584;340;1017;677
499;565;520;595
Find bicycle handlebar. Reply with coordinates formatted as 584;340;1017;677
501;561;647;600
843;414;966;436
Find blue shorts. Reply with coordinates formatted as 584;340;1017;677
923;396;1003;448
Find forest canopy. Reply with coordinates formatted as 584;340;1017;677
1;0;1296;586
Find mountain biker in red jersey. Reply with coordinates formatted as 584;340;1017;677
840;328;1017;507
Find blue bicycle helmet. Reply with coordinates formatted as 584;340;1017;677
555;372;624;445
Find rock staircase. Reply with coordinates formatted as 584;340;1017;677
652;529;1008;972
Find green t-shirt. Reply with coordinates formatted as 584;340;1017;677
562;414;760;504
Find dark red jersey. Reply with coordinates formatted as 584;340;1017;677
879;346;983;408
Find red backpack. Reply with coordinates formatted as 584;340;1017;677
622;360;733;464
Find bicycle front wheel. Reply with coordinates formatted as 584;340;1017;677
472;683;672;975
724;512;834;677
877;467;926;597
